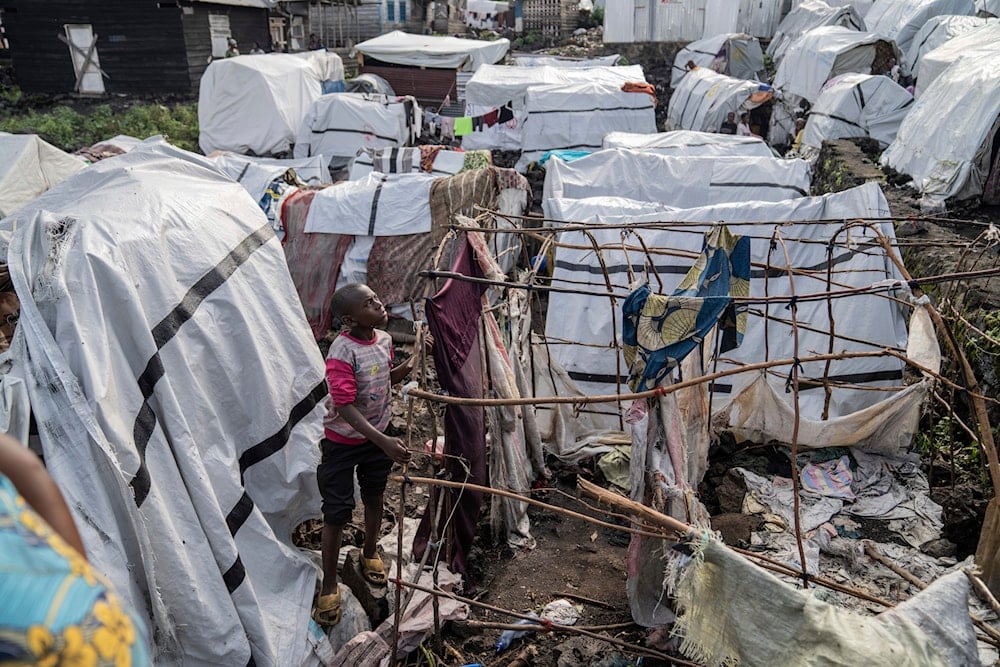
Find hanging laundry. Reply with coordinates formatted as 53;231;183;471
497;104;514;124
483;109;499;127
440;116;455;141
622;226;750;391
622;81;658;107
454;117;473;136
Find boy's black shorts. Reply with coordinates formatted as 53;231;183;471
317;438;393;525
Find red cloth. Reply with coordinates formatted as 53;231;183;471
622;81;658;107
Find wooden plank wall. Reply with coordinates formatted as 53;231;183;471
181;4;270;91
522;0;580;38
4;0;190;94
360;62;456;108
309;0;383;48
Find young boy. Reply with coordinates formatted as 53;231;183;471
314;283;415;626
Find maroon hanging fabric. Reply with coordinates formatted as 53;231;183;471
413;237;488;577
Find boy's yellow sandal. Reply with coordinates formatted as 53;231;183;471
361;554;388;585
312;587;342;627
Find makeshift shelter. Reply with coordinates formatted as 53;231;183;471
513;54;624;67
671;33;767;87
902;13;995;76
665;67;774;134
0;133;86;218
280;167;531;337
914;19;1000;96
198;51;346;156
0;143;330;664
209;153;333;199
799;72;913;158
347;146;489;180
864;0;975;56
602;130;775;157
770;26;900;144
767;0;866;65
542;150;810;218
881;54;1000;210
352;31;509;107
461;64;657;170
345;72;396;96
293;92;422;169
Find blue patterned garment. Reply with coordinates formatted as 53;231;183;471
0;473;150;667
622;226;750;392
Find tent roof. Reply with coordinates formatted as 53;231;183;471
767;0;866;64
602;130;775;157
191;0;278;7
802;72;913;150
353;31;509;70
903;14;997;75
0;133;87;219
864;0;975;54
915;20;1000;95
881;54;1000;207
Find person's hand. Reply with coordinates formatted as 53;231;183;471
378;435;411;464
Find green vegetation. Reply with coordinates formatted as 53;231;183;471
0;101;200;153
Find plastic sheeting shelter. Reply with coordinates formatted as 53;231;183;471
772;26;899;104
767;0;866;65
864;0;975;56
542;182;905;422
902;14;996;77
352;31;509;71
602;130;775;157
209;153;333;200
0;144;330;664
542;150;810;217
800;73;914;157
665;67;773;134
671;33;767;87
513;54;623;67
198;51;345;155
914;20;1000;96
881;55;1000;209
293;93;422;169
0;133;86;218
461;64;656;170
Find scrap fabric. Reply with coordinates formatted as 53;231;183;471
623;226;750;391
0;474;150;666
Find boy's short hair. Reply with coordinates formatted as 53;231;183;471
330;283;366;327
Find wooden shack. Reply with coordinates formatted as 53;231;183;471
2;0;272;95
521;0;580;39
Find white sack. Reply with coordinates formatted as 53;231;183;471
543;182;908;422
304;172;436;236
210;153;332;201
602;130;774;157
881;54;1000;208
198;51;344;155
542;150;810;216
294;93;421;168
2;144;329;665
0;133;86;218
462;64;648;151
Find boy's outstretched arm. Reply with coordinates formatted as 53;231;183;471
0;434;88;559
335;404;411;464
390;354;416;385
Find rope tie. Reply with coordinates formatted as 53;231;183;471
785;357;804;394
785;295;799;310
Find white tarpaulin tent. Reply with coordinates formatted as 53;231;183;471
513;54;623;67
0;144;330;665
914;20;1000;96
602;130;775;157
462;64;648;152
772;26;898;104
665;67;773;133
671;33;767;87
864;0;975;56
767;0;866;65
902;14;995;77
543;181;905;422
881;54;1000;209
304;172;436;236
294;93;422;169
352;31;509;71
980;0;1000;14
542;150;810;216
800;73;914;157
0;133;86;218
198;51;345;156
210;153;332;201
514;82;657;171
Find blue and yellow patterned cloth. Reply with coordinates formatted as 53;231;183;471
0;474;150;667
623;226;750;392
